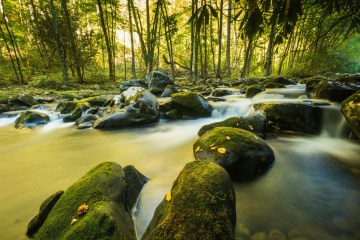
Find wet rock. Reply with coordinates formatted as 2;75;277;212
30;162;139;240
252;232;268;240
198;114;266;138
80;96;109;107
341;91;360;138
63;102;90;122
14;110;50;129
120;80;148;91
265;83;286;89
35;97;55;104
9;94;37;108
312;80;356;102
193;127;275;181
142;161;236;240
246;84;265;98
0;103;12;113
148;71;174;90
167;92;213;119
212;89;233;97
75;114;98;129
263;76;295;86
160;85;178;97
123;165;149;210
94;88;159;129
26;191;64;238
253;101;323;135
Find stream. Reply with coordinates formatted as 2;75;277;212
0;85;359;240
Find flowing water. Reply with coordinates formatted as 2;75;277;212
0;86;359;240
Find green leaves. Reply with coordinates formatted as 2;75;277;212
187;4;218;33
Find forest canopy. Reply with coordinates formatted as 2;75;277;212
0;0;359;85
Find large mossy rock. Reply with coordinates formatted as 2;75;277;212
167;92;213;119
27;191;64;238
341;91;360;138
142;161;236;240
29;162;145;240
263;76;295;86
94;87;159;129
9;93;37;109
312;80;357;102
245;84;265;98
198;114;266;138
253;101;323;135
14;110;50;129
193;127;274;181
149;71;174;90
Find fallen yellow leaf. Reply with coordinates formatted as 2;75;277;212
248;125;254;130
217;148;226;154
166;191;172;201
195;146;201;153
210;143;215;147
226;136;230;140
211;147;217;150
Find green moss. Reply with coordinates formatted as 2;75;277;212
14;110;50;129
34;162;136;240
198;115;265;138
193;127;274;180
142;161;236;240
245;84;264;98
341;90;360;138
170;92;212;118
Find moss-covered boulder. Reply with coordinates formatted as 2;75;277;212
14;110;50;129
312;80;357;102
212;89;233;97
245;84;265;98
142;161;236;240
193;127;274;181
0;103;12;113
27;191;64;238
149;71;174;90
253;101;323;135
94;88;159;129
265;83;286;89
198;114;266;138
63;102;91;122
29;162;146;240
263;76;295;86
9;93;37;110
341;91;360;138
166;92;213;119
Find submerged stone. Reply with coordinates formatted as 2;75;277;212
193;127;275;181
142;161;236;240
14;110;50;129
312;80;356;102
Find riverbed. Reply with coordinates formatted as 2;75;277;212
0;86;359;240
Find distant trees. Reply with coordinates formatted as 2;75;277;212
0;0;359;85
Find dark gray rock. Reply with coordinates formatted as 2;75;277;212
148;71;174;90
245;84;265;98
120;80;147;91
160;85;178;97
14;110;50;129
253;101;323;135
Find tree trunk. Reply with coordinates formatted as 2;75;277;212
161;1;175;81
203;0;207;80
241;37;252;78
97;0;114;81
50;0;68;83
226;0;232;78
127;0;136;79
190;0;195;80
61;0;83;83
264;20;276;76
0;0;25;84
216;0;224;78
278;32;293;75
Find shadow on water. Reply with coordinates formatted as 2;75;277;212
0;85;359;240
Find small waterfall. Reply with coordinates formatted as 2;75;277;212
211;97;253;118
320;104;350;138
